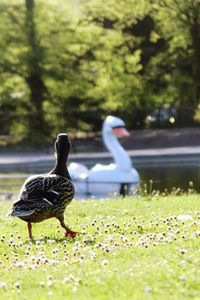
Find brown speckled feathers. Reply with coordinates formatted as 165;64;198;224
10;174;74;222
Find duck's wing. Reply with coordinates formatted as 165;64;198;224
23;175;74;197
9;190;55;217
9;175;73;217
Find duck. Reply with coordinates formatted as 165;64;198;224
9;133;77;239
69;116;140;197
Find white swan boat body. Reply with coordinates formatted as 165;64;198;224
69;116;140;197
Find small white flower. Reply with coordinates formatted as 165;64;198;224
144;286;151;293
0;282;7;288
179;248;187;255
15;262;25;268
14;282;20;289
101;259;108;266
177;215;193;221
39;281;45;287
180;275;186;281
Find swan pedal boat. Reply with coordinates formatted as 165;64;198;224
68;116;140;198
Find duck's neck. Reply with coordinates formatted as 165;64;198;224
103;130;132;171
50;156;71;179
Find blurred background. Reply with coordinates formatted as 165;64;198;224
1;0;200;196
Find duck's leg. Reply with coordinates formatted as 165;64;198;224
27;222;33;239
58;217;77;238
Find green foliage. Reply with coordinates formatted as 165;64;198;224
149;0;200;123
0;0;200;145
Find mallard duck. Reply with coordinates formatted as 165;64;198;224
9;133;77;239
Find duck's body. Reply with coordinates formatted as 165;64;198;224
13;174;74;223
9;134;76;239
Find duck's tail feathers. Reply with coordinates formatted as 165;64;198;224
7;209;35;217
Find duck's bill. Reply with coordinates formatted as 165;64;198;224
113;127;130;138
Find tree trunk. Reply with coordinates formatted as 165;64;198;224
191;21;200;105
26;0;34;9
25;0;50;146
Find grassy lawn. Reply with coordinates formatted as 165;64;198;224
0;195;199;300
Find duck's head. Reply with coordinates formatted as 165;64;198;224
103;116;130;138
55;133;71;160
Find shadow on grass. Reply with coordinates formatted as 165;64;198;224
24;236;77;245
24;234;96;246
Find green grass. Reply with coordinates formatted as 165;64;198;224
0;195;199;300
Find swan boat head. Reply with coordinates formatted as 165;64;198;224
103;116;129;138
102;115;132;172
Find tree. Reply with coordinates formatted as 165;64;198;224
0;0;51;146
1;0;200;147
150;0;200;124
24;0;50;145
78;0;150;128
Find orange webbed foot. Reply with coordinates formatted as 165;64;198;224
65;230;79;238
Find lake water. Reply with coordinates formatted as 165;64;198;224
0;161;200;195
139;164;200;193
